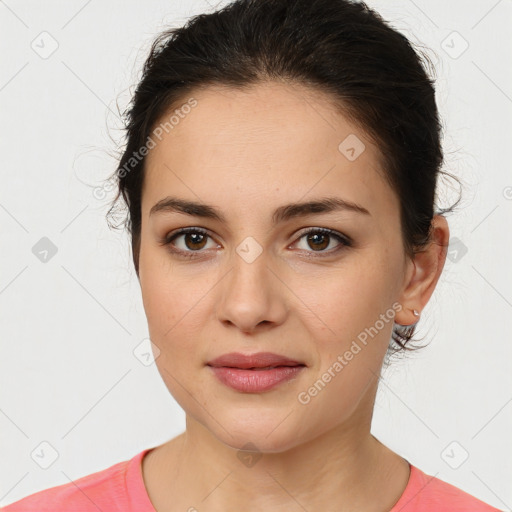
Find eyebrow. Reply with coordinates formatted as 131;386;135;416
149;196;371;224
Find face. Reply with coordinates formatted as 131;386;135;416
138;81;413;453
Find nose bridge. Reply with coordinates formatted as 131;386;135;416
227;237;273;302
215;236;288;331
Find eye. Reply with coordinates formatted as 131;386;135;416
160;227;219;258
159;226;352;260
291;227;351;255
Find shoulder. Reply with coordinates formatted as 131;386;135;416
1;449;150;512
391;464;503;512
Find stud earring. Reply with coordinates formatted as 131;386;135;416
413;309;420;317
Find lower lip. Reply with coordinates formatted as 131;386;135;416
208;365;305;392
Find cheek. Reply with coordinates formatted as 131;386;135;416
140;277;181;341
139;255;219;350
290;256;398;403
140;269;209;402
292;260;395;342
295;355;379;439
293;272;391;426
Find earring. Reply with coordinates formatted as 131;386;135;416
393;309;420;335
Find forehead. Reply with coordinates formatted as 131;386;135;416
142;81;397;223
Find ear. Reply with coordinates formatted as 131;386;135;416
394;215;450;325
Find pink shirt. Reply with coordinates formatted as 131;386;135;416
1;448;502;511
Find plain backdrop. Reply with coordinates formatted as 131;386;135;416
1;0;511;509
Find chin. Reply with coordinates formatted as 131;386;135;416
221;432;300;455
207;413;306;454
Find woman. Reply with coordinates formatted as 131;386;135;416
3;0;502;510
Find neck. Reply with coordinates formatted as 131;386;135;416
142;390;410;511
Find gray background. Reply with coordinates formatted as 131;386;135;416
1;0;511;508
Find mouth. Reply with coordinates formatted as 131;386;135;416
206;352;306;393
206;351;306;370
222;365;305;370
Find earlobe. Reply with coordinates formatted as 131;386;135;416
395;215;450;326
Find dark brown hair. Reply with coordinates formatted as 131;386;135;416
106;0;461;351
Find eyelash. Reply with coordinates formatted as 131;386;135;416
158;226;352;260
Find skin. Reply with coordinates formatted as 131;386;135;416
136;81;449;512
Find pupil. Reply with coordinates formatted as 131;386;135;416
186;233;206;250
308;233;328;251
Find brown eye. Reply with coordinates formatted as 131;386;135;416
182;232;208;250
306;232;330;251
293;228;351;255
163;227;218;255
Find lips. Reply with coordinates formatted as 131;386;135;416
206;352;306;370
207;352;306;392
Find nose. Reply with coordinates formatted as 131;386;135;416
215;249;289;334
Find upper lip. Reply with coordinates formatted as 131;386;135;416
207;352;306;369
